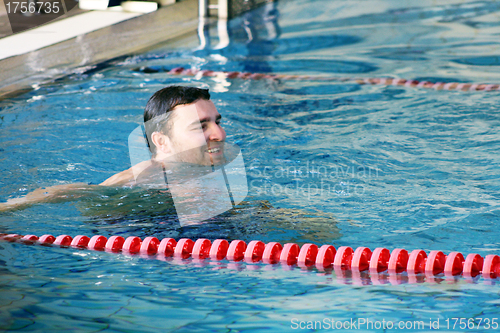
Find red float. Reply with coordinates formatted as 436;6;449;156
334;246;354;269
192;238;212;259
158;238;177;257
105;236;125;252
226;240;246;262
209;239;229;260
297;244;318;268
463;253;484;278
2;234;21;241
280;243;300;265
444;252;464;276
140;237;160;255
262;242;282;264
54;235;73;246
244;240;265;263
482;255;500;279
21;235;39;243
174;238;195;259
407;250;427;274
39;234;56;244
351;247;372;272
315;245;336;269
123;236;142;253
369;248;390;272
388;249;409;273
425;251;446;275
88;235;107;250
71;235;90;248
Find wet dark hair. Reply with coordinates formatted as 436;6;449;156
144;86;210;154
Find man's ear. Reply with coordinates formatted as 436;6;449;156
151;131;173;155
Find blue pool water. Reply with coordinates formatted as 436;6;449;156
2;0;500;331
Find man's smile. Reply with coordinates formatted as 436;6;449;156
207;142;224;155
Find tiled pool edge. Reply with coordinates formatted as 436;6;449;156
0;0;199;99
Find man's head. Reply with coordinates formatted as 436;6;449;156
144;86;226;165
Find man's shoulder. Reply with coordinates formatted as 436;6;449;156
100;160;153;186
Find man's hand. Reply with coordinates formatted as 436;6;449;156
0;198;26;212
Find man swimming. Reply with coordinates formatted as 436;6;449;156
0;85;340;241
0;86;227;211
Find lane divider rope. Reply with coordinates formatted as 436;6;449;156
164;67;500;92
1;233;499;283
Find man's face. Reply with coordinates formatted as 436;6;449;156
165;99;226;166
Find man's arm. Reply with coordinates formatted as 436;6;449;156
0;183;93;212
99;160;152;186
0;160;153;212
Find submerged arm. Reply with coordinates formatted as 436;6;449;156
0;161;153;212
0;183;95;212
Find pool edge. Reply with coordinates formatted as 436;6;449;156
0;0;199;100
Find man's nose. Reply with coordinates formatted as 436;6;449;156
208;123;226;142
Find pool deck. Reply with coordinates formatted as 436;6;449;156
0;0;200;99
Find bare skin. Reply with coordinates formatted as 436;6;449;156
0;99;226;212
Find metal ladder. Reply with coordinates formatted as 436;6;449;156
199;0;229;19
